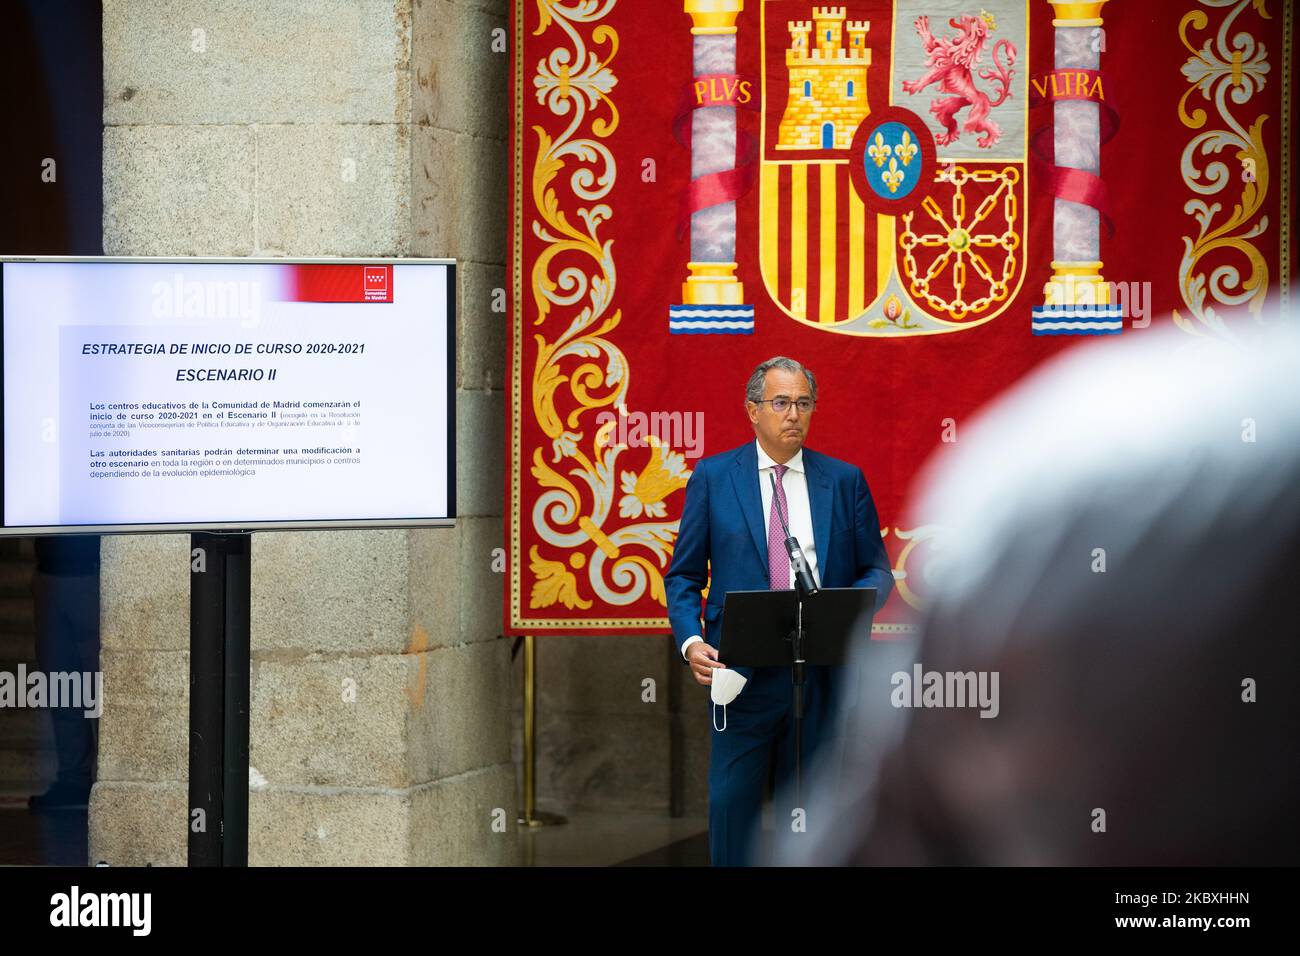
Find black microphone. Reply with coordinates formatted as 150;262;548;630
769;470;819;597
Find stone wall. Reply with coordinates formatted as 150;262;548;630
510;634;711;818
91;0;514;866
91;0;711;864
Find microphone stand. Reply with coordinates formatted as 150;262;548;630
769;470;819;809
792;578;805;808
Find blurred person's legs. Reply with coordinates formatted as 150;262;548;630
29;569;101;812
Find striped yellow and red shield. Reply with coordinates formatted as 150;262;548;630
757;0;1028;336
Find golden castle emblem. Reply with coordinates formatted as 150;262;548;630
776;6;871;150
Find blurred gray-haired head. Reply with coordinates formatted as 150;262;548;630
788;321;1300;865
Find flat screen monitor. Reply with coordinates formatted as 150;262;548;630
1;256;455;534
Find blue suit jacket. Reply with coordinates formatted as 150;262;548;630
665;440;894;673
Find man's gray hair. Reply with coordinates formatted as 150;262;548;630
746;356;818;405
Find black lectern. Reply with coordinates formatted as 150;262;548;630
718;585;877;805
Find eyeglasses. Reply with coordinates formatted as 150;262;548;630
753;397;815;414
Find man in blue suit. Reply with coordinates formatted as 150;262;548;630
665;356;894;866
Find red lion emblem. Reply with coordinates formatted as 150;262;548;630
901;13;1017;149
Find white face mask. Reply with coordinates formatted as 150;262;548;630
711;668;748;732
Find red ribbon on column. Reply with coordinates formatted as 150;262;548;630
1029;69;1121;236
673;74;760;239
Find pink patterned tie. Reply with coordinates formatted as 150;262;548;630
768;463;790;589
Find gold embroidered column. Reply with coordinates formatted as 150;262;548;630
670;0;756;334
1032;0;1124;335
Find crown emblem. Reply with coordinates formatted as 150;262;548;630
980;8;996;30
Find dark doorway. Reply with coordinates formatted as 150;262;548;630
0;0;103;865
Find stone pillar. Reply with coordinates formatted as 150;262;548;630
91;0;514;866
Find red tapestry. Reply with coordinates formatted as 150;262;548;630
506;0;1297;636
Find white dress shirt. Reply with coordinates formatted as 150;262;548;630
681;438;820;660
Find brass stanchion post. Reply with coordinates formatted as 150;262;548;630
519;634;566;827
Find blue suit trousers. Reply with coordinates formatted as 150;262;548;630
707;663;842;866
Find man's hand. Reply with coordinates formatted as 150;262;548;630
687;641;725;686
